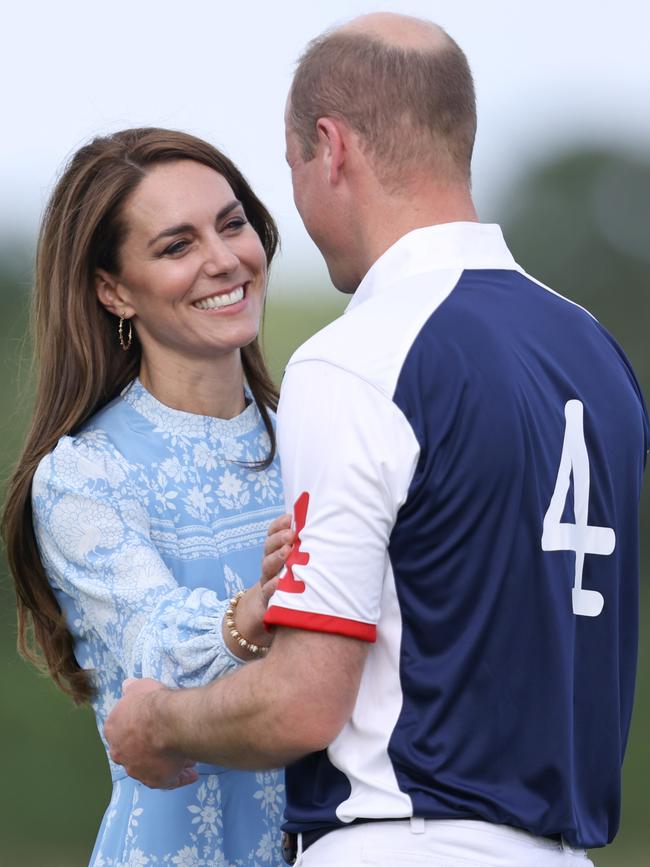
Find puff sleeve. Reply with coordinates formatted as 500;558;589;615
32;434;246;687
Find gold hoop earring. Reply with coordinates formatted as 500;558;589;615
118;314;133;351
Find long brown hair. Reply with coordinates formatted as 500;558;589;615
2;128;280;703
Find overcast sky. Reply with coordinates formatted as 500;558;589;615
3;0;649;289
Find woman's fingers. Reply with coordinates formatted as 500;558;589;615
261;577;280;606
261;544;292;584
264;527;295;557
267;513;292;535
264;514;292;547
260;514;295;588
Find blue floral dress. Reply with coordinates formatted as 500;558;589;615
31;379;286;867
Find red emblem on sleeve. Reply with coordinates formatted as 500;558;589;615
277;491;310;594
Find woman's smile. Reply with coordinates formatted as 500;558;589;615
192;284;247;310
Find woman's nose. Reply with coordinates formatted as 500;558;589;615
203;235;239;276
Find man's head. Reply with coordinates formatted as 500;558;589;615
286;14;477;292
288;14;476;190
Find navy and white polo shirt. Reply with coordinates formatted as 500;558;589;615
264;222;649;849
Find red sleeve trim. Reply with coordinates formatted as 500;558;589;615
263;606;377;643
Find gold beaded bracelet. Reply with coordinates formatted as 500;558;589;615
225;590;269;657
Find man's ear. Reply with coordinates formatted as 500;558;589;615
95;269;134;319
316;117;346;185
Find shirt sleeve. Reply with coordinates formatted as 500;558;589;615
32;435;244;687
264;360;420;641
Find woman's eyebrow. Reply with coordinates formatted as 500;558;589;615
147;223;194;247
217;199;243;220
147;200;243;248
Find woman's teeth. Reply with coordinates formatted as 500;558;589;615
193;286;245;310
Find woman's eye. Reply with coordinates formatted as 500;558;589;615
224;217;247;232
162;239;190;256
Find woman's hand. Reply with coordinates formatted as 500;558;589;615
222;514;295;660
261;512;295;599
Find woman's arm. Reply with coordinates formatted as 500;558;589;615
31;435;288;687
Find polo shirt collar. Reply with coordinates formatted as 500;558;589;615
347;222;518;312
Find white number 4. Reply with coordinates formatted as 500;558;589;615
541;400;615;617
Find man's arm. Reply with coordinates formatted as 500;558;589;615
105;626;369;787
106;363;416;787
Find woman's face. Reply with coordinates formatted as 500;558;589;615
100;159;267;369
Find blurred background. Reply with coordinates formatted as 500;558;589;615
1;1;648;864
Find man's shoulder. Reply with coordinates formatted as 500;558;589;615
287;268;463;398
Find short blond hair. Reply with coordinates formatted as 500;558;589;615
289;27;477;186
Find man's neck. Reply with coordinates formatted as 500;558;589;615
356;183;479;281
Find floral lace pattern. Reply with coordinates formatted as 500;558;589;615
32;380;285;866
90;770;285;866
